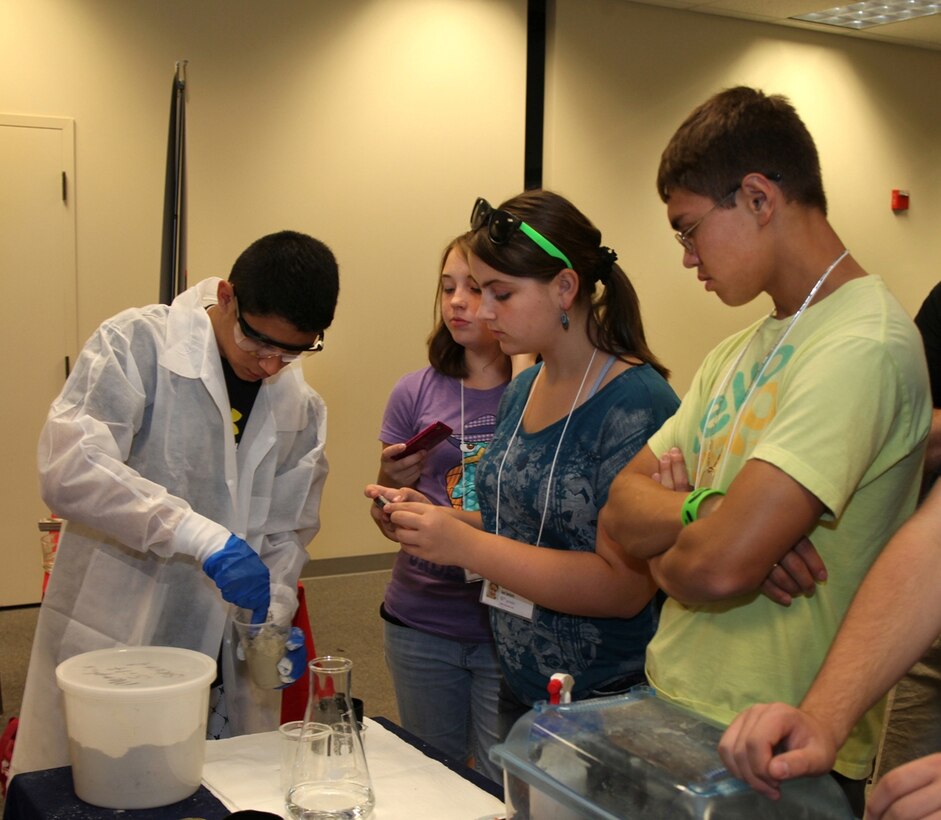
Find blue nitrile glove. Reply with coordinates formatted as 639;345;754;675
202;534;271;623
276;626;308;689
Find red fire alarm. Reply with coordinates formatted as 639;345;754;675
891;189;910;212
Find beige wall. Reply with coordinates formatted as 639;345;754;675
0;0;526;558
2;0;940;562
0;0;527;562
547;0;941;393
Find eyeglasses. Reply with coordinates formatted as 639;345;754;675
675;187;740;253
471;197;573;269
233;295;324;363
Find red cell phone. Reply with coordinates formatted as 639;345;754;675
393;421;453;460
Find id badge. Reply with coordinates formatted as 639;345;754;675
464;570;483;583
480;580;534;620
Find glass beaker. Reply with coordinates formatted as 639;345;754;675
286;656;375;820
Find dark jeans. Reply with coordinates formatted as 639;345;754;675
497;678;532;742
831;770;868;818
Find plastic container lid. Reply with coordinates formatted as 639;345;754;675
56;646;216;700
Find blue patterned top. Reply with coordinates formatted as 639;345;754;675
477;362;679;704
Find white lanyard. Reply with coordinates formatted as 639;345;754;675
482;350;599;619
694;249;849;488
460;378;467;500
494;349;597;545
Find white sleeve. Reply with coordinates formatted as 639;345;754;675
37;318;212;557
255;385;329;617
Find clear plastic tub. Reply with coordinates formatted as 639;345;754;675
56;646;216;809
489;687;857;819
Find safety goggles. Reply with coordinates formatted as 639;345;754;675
233;296;324;363
471;197;573;269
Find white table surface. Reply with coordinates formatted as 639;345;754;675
202;717;506;819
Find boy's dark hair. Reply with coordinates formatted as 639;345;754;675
428;234;476;379
228;230;339;333
657;86;827;214
468;189;669;379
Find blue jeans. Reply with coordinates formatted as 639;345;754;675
383;620;503;783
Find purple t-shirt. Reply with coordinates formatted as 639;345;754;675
380;366;506;642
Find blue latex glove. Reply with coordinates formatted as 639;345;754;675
276;626;308;689
203;534;270;623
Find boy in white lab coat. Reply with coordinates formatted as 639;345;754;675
12;230;338;775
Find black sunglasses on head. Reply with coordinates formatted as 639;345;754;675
470;197;573;269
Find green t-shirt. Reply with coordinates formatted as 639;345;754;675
646;275;931;778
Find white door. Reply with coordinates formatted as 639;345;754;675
0;115;78;606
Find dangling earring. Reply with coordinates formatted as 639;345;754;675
560;310;570;331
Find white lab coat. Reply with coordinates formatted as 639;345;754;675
11;278;328;775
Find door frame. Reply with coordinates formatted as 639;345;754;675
0;113;78;605
0;114;78;359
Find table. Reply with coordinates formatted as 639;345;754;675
3;770;229;820
3;718;505;820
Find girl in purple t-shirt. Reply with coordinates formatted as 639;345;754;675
371;233;513;783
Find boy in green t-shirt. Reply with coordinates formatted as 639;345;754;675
600;86;930;817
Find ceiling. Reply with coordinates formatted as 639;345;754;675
629;1;941;50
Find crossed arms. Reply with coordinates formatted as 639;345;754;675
599;445;826;606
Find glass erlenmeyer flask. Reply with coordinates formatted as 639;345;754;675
286;656;375;820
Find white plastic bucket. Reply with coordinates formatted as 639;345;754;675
55;646;216;809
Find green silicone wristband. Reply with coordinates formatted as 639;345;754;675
680;487;725;526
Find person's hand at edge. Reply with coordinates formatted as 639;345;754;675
865;753;941;820
718;702;840;800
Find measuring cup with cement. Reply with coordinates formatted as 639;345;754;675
233;608;292;689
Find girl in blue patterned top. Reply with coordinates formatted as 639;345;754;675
368;190;678;735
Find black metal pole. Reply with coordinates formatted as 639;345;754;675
524;0;546;190
159;62;186;304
